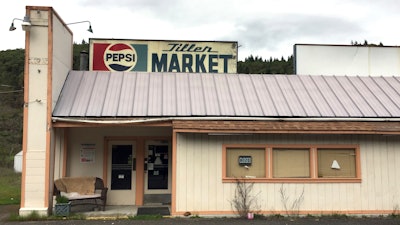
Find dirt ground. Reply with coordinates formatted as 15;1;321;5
0;204;19;221
2;205;400;225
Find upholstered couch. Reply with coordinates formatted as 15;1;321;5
54;177;108;211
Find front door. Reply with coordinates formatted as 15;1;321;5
144;140;171;204
107;141;136;205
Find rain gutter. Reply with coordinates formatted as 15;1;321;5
51;116;400;124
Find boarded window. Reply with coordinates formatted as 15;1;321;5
317;148;356;178
273;148;310;178
223;145;360;182
226;148;265;178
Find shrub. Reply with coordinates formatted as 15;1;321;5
230;178;261;218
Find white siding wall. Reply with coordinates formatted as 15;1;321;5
53;128;66;179
51;13;72;111
176;133;400;214
295;45;400;76
22;9;49;214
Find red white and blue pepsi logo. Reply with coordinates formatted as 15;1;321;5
104;43;137;71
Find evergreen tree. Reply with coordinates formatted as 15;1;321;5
238;55;293;74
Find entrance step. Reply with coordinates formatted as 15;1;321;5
144;194;171;205
137;206;170;216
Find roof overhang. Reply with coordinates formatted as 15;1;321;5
51;116;400;135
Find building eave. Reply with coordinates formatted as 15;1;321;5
51;116;400;135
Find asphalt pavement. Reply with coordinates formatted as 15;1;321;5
3;217;400;225
2;205;400;225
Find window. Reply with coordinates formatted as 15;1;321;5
273;148;310;178
317;148;356;178
225;147;266;178
223;145;360;182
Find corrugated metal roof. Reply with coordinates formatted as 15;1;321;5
52;71;400;118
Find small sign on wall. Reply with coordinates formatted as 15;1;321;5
238;156;252;166
80;144;96;163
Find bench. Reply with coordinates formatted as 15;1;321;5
54;177;108;211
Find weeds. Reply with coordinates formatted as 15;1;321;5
253;213;266;219
230;178;261;218
329;213;348;219
279;184;305;217
270;213;284;219
8;211;45;221
391;204;400;217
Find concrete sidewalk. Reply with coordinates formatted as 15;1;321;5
77;205;138;218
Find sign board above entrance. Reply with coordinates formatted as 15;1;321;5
89;39;238;73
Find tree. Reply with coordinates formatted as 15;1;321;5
0;49;24;168
351;40;384;47
238;55;293;74
73;43;89;70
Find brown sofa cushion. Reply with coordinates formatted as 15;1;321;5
54;179;67;192
57;177;96;195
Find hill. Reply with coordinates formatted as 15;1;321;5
0;48;24;168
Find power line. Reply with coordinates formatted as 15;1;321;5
0;90;23;94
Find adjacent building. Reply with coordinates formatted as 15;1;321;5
294;43;400;76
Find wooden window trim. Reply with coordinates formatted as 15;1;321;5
222;144;361;183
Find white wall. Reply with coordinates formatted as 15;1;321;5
175;133;400;215
295;44;400;76
22;9;50;215
51;13;72;110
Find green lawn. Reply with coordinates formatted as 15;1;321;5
0;167;21;205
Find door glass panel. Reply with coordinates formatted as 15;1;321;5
147;145;168;189
111;145;132;190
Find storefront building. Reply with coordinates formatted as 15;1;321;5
19;6;400;216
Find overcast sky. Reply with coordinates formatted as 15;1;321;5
2;0;399;60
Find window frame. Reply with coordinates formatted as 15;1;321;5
222;144;361;183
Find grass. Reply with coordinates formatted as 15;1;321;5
128;215;164;220
0;167;21;205
8;211;45;221
8;211;87;221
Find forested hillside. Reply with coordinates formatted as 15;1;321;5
238;55;293;74
0;49;24;168
0;43;293;168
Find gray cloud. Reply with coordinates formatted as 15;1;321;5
81;0;235;26
223;14;364;57
78;0;396;59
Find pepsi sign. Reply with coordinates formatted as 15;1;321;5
91;41;148;72
104;43;137;71
90;39;237;73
